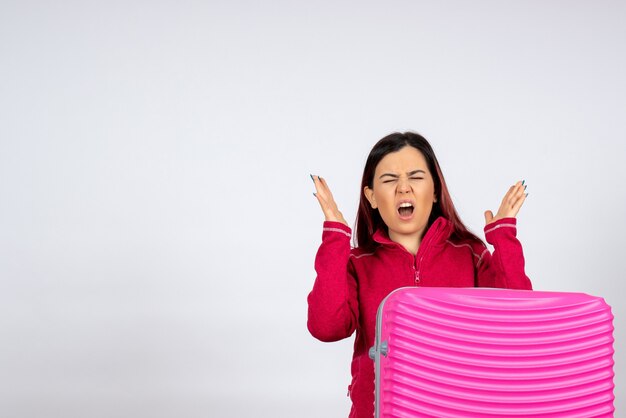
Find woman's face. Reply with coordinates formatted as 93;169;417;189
364;146;437;243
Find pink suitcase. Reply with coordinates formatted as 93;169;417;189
369;287;614;417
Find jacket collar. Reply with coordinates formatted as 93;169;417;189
372;216;453;249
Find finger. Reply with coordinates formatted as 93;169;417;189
312;175;331;202
311;174;323;191
313;190;333;217
313;185;328;207
314;189;346;223
507;180;523;198
315;182;342;216
515;181;526;196
506;186;528;217
501;184;517;206
510;190;527;214
504;181;524;207
484;210;493;224
318;176;336;201
506;184;523;207
509;182;527;207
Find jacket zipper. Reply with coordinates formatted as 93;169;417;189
413;256;422;285
412;223;443;285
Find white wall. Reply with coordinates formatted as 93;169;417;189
1;1;624;417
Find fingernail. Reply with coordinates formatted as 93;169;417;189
313;192;316;197
525;193;529;197
524;185;527;190
522;180;525;186
319;176;322;181
310;174;314;182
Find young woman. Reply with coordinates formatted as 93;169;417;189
307;132;532;418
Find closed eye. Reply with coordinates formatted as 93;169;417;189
383;177;424;183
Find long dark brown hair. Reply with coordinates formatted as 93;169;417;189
354;132;483;250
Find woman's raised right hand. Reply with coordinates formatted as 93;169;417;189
311;174;349;227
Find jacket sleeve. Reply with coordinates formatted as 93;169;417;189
307;221;359;342
476;217;533;290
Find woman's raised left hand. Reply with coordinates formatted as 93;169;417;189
484;180;528;225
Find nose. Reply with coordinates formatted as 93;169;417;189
397;177;411;194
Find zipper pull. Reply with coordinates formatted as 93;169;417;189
413;265;420;285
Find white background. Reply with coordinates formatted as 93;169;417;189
1;1;625;417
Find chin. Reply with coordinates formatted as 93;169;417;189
391;222;425;236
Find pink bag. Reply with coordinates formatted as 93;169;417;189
369;287;614;417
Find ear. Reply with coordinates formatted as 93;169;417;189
433;193;438;203
364;186;377;209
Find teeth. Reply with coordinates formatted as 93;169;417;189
399;202;413;208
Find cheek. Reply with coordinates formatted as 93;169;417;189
422;183;436;201
378;191;396;208
417;191;436;209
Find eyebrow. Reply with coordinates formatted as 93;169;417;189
379;169;426;179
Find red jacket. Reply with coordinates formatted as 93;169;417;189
307;216;532;418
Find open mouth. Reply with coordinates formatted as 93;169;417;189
397;203;414;217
